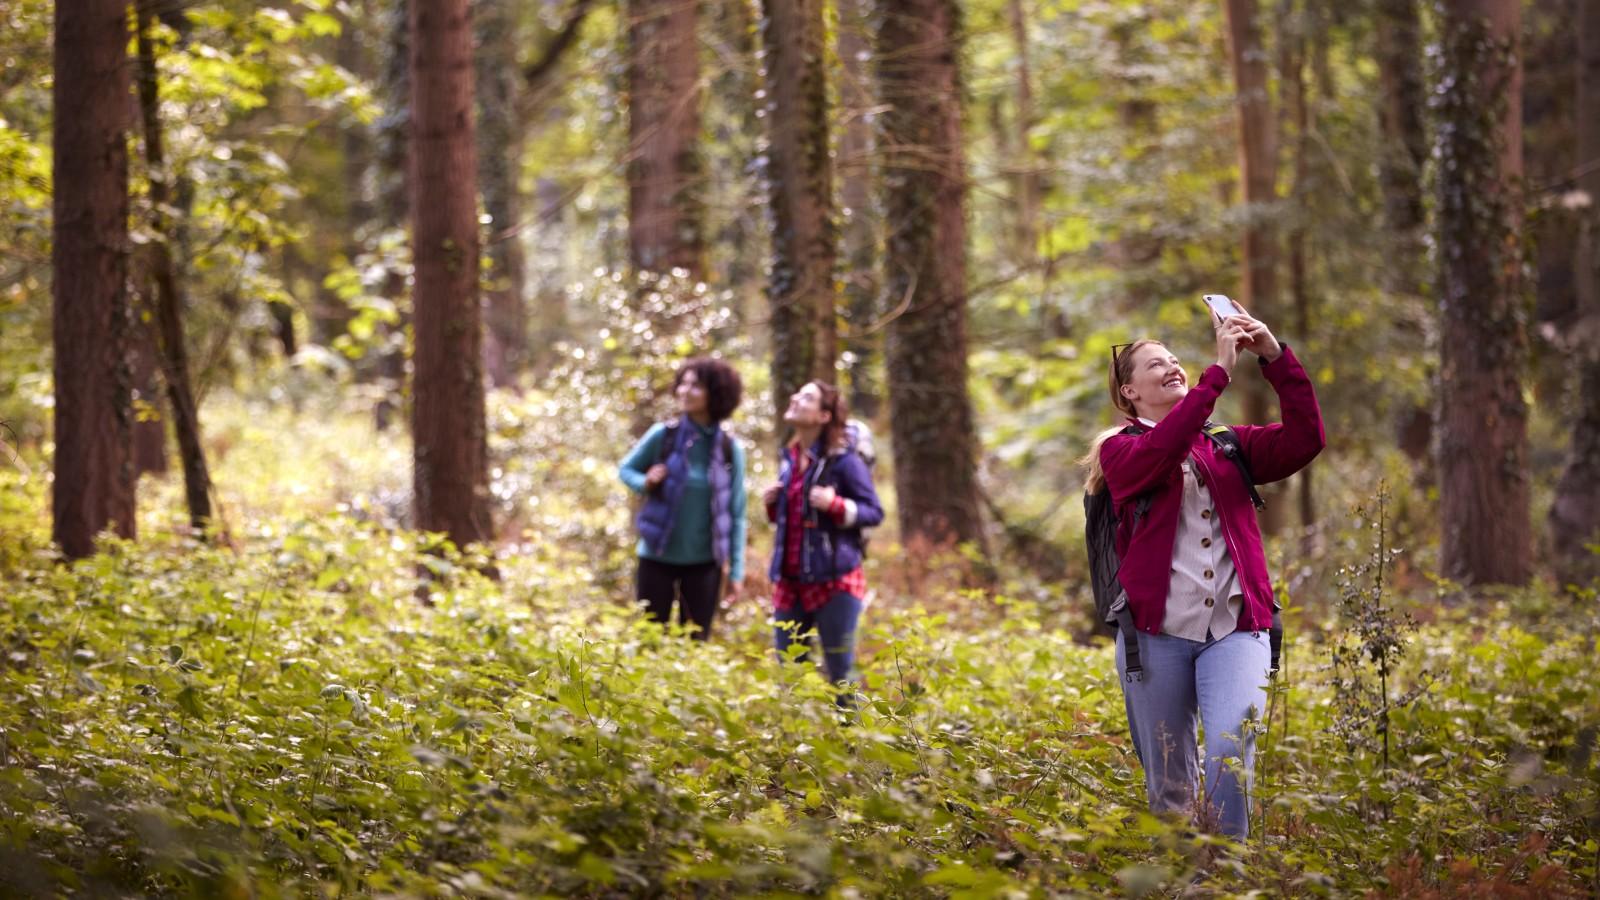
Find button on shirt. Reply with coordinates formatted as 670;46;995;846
1161;454;1243;641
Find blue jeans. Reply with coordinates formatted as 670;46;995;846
1115;628;1270;839
774;591;862;690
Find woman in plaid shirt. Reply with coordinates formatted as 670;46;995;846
762;381;884;701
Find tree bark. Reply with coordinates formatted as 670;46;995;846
877;0;985;550
761;0;836;428
1434;0;1530;586
837;0;881;420
375;0;409;433
627;0;704;277
52;0;136;559
410;0;492;547
1548;0;1600;586
477;0;528;389
130;312;168;477
1006;0;1040;266
1221;0;1284;535
1375;0;1427;250
136;0;214;535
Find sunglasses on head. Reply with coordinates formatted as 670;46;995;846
1110;342;1134;385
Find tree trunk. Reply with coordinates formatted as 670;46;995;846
627;0;703;277
1374;0;1427;252
1434;0;1530;586
410;0;492;547
877;0;985;550
477;0;528;389
761;0;836;428
1221;0;1284;535
52;0;136;559
130;313;168;477
1548;0;1600;587
1006;0;1040;266
136;0;214;535
1278;0;1316;537
375;0;409;433
837;0;881;420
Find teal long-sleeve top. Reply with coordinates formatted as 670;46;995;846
619;420;748;582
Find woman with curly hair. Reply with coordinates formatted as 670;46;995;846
619;357;748;639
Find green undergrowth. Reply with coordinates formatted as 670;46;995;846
0;479;1595;897
0;386;1597;896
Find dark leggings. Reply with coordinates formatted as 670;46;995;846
636;558;723;640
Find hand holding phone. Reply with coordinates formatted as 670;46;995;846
1203;294;1243;322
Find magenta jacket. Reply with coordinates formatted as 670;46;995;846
1100;346;1325;635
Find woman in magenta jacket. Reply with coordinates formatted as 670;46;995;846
1082;312;1324;839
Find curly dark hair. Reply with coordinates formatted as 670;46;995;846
675;357;743;423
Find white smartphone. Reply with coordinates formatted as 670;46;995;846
1203;294;1243;321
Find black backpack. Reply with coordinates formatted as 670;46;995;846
1084;422;1278;682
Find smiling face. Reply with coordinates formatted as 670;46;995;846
1118;342;1188;418
675;368;708;417
782;382;832;428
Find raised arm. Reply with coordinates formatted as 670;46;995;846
1230;345;1326;484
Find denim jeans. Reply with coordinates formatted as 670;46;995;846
774;591;862;691
1115;628;1270;839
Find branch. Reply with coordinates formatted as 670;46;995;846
523;0;601;97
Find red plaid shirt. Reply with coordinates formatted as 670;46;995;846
770;446;868;613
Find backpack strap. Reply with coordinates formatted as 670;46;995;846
655;420;681;466
1270;607;1283;675
1202;422;1265;510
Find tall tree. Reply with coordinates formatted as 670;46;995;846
410;0;492;547
628;0;704;277
1278;0;1319;535
374;0;409;433
1221;0;1284;534
52;0;136;559
135;0;214;534
1433;0;1529;586
1374;0;1427;277
1548;0;1600;586
761;0;836;426
477;0;528;389
877;0;985;550
1005;0;1040;266
836;0;881;420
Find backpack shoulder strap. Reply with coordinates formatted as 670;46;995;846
1201;422;1265;510
655;420;681;465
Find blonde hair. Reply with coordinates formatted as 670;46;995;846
1079;338;1162;494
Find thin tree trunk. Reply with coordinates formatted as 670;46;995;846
1006;0;1039;266
836;0;881;420
410;0;492;548
375;0;409;433
1279;0;1316;537
329;0;372;348
761;0;836;427
53;0;136;559
1548;0;1600;586
1375;0;1427;252
1375;0;1434;472
1434;0;1530;586
1222;0;1284;535
628;0;703;277
136;0;213;534
477;0;527;389
878;0;985;551
706;0;762;321
130;313;168;477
